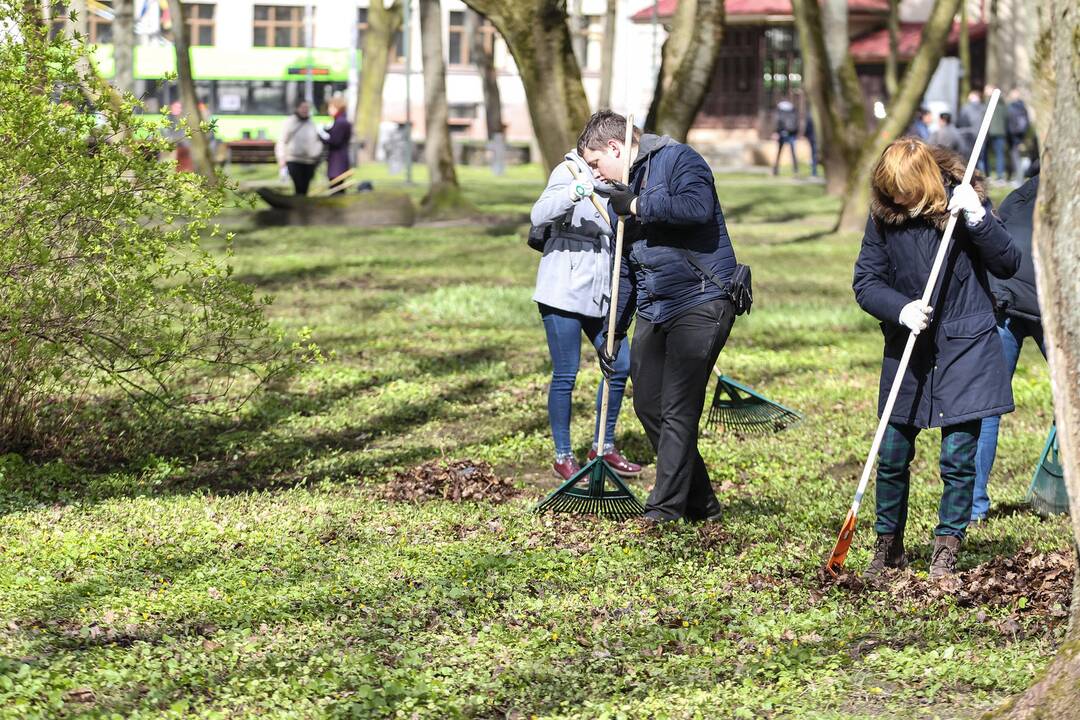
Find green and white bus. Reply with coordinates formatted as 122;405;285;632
93;45;357;141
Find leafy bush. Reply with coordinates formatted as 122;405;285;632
0;2;302;452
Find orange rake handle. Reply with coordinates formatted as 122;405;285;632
825;509;857;576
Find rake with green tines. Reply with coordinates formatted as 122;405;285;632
706;369;803;435
534;113;645;520
533;455;646;519
1026;423;1069;517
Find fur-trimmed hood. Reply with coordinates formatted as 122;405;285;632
870;145;987;230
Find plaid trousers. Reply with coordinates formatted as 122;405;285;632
874;420;981;539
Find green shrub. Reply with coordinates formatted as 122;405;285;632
0;2;303;452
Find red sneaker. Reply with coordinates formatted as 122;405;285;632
586;448;643;476
552;457;582;481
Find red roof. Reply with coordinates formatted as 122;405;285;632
849;21;988;62
630;0;889;22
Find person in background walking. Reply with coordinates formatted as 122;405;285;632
971;174;1044;522
773;99;800;176
323;96;353;195
853;139;1019;579
1005;89;1031;185
531;147;643;482
957;90;987;173
985;85;1008;182
805;114;818;178
275;100;323;196
929;112;965;154
909;107;932;141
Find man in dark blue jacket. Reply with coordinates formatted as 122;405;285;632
578;110;738;523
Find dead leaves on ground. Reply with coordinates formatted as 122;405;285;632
381;459;520;504
822;544;1074;637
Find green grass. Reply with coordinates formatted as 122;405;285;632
0;165;1068;719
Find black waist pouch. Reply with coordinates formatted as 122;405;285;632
684;251;753;316
526;223;552;252
728;263;753;316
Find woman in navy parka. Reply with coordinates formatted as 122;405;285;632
853;139;1020;580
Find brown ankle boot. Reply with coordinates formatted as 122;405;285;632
929;536;961;579
864;533;907;581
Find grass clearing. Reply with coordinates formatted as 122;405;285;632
0;166;1069;719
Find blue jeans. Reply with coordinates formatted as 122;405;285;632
972;316;1046;519
989;135;1007;179
539;303;630;458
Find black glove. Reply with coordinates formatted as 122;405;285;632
604;181;638;216
596;334;623;378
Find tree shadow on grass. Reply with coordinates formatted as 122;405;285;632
0;344;518;514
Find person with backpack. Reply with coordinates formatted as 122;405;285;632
530;148;643;482
853;139;1020;579
971;173;1044;522
773;99;800;176
275;100;323;196
1005;89;1031;184
579;110;742;524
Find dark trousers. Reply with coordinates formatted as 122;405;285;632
287;161;317;195
631;298;735;520
773;133;799;175
874;420;981;540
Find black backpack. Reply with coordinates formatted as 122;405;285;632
1007;103;1030;136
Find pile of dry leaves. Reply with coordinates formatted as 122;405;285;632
381;459;519;504
822;544;1075;636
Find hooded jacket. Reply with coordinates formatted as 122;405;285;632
531;151;614;317
988;175;1040;322
610;134;737;329
853;147;1021;428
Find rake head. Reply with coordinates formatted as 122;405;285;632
1026;424;1069;517
533;457;646;520
824;509;858;577
706;374;803;435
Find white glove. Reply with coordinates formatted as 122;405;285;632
948;183;986;226
899;300;933;335
568;176;594;202
278;165;290;181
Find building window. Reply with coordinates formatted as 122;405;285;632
447;10;496;66
356;7;405;63
253;5;309;48
87;0;113;43
185;3;215;46
762;27;801;111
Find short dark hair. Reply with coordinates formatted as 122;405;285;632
576;110;641;156
939;112;952;125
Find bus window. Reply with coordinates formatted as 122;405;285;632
216;82;249;114
251;81;287;115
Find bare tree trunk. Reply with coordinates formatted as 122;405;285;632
794;0;962;230
598;0;617;110
569;0;587;69
418;0;467;214
466;9;503;139
643;0;724;142
354;0;402;163
462;0;590;172
167;0;216;184
989;1;1080;716
959;0;971;104
113;0;134;93
885;0;900;99
823;0;848;96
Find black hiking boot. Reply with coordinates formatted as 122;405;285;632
929;535;961;579
864;533;907;582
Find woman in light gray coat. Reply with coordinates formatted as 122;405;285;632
532;151;642;481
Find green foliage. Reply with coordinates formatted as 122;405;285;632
0;2;300;451
0;165;1069;718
